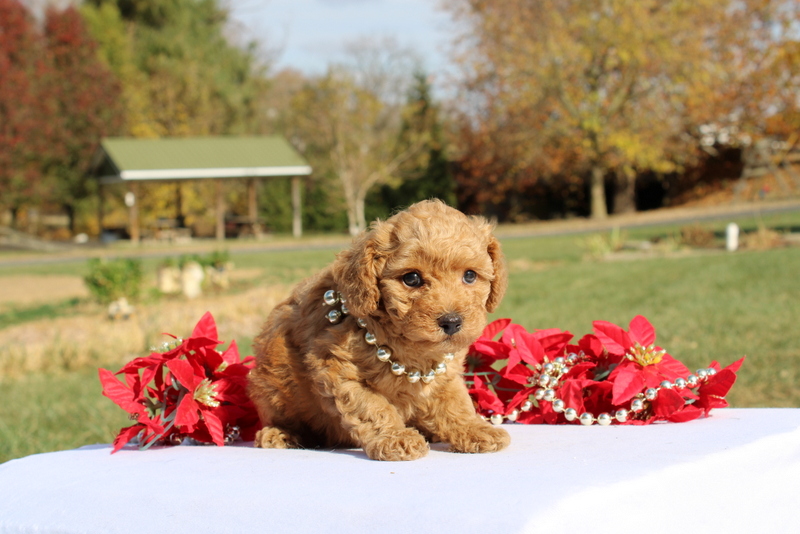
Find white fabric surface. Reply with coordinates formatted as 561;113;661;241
0;408;798;534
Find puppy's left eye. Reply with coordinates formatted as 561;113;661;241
463;270;477;284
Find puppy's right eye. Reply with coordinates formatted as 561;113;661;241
402;272;423;288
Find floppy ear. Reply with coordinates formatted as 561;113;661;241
485;234;508;313
332;227;387;318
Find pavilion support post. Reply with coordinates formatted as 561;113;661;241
291;176;302;238
128;182;140;244
248;177;261;239
97;182;105;240
215;179;225;241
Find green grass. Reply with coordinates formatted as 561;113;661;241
0;298;86;329
1;211;799;463
0;367;131;463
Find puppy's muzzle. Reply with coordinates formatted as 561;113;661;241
438;313;463;336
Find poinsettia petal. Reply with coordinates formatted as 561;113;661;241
175;395;200;430
700;368;738;399
668;405;703;423
203;410;226;446
482;318;511;340
578;334;605;359
652;388;686;418
560;379;586;414
723;356;746;373
655;353;691;380
191;311;218;340
98;368;140;414
111;425;143;454
611;365;646;405
470;339;511;360
166;359;200;391
519;335;546;366
628;315;656;346
593;320;632;355
221;339;241;365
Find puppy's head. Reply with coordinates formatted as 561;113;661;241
333;200;507;348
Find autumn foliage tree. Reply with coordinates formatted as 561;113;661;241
444;0;800;219
0;0;50;225
44;5;125;233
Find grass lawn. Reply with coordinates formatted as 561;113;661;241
1;209;798;463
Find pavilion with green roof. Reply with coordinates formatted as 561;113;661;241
94;136;312;241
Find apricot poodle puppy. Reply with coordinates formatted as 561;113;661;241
247;200;510;461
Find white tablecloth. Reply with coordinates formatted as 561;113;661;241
1;408;798;534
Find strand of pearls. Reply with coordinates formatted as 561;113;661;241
485;351;718;426
323;290;453;384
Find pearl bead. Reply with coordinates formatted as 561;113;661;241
674;377;687;389
645;388;658;401
564;408;578;421
490;414;504;425
323;290;339;306
707;367;717;376
686;375;699;387
554;357;565;365
543;363;554;374
506;409;519;422
444;352;455;362
407;371;421;383
543;389;556;402
660;380;673;389
631;398;644;412
521;400;533;412
548;376;559;388
615;409;628;423
340;303;350;315
434;362;447;375
597;413;612;426
696;369;708;380
537;375;550;387
421;370;436;383
552;399;565;413
169;434;183;446
391;362;405;375
327;309;342;323
376;346;392;362
364;332;377;345
534;388;545;400
579;413;594;426
357;317;368;328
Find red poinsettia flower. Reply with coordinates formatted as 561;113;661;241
100;312;260;452
466;315;744;427
594;316;691;407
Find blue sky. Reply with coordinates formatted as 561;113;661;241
228;0;455;77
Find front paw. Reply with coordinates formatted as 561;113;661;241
363;428;429;461
254;426;300;449
448;421;510;454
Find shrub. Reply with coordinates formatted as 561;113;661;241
83;258;143;304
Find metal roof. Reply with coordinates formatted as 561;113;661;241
96;136;312;183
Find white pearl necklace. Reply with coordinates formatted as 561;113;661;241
484;350;719;426
322;290;453;384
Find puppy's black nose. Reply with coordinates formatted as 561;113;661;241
438;313;463;336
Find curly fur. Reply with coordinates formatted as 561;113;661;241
247;200;510;461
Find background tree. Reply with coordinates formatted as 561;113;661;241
82;0;269;234
369;71;457;220
288;41;425;235
0;0;50;227
444;0;799;220
43;4;125;234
